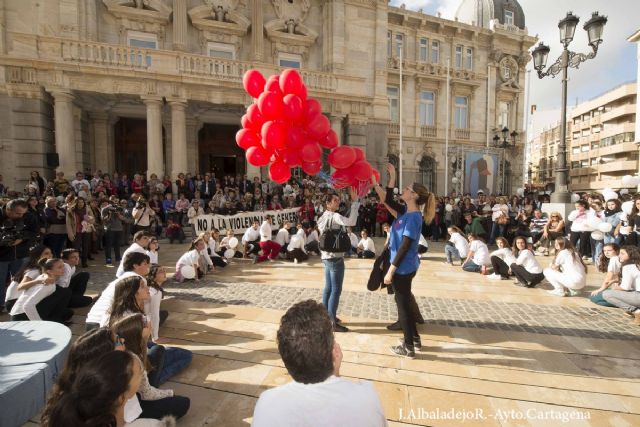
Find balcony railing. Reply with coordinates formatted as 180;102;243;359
388;123;400;135
455;128;470;140
62;41;150;69
420;125;437;138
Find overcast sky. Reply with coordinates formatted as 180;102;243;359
389;0;639;111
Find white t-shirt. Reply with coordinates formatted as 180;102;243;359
177;249;200;267
358;237;376;253
348;232;359;248
287;234;304;252
449;233;469;258
275;228;290;247
490;247;516;266
620;264;640;291
260;221;273;242
87;272;145;325
469;240;490;266
242;226;260;244
306;229;319;244
252;375;387;427
10;276;55;320
117;243;147;277
56;263;75;288
5;268;40;302
607;256;622;274
418;234;429;248
553;249;586;287
514;249;543;274
146;250;158;265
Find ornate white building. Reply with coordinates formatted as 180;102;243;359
0;0;534;195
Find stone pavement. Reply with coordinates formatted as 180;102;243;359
15;240;640;426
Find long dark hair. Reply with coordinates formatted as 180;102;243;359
598;243;620;273
41;351;136;427
107;276;146;325
14;244;50;283
553;237;587;272
511;236;528;258
41;328;117;426
110;313;151;371
147;264;165;294
619;245;640;268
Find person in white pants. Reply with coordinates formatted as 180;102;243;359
544;237;587;297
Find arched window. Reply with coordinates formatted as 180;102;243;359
419;156;436;192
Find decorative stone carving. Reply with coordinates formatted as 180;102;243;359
188;1;250;55
498;55;520;88
265;0;318;62
103;0;172;44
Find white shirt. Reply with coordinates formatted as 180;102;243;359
208;237;222;256
5;268;39;302
132;206;153;227
553;249;586;286
242;226;260;244
287;234;304;252
316;202;360;259
177;249;200;267
252;375;387;427
275;228;290;247
469;240;490;266
306;229;319;244
358;237;376;253
607;256;622;274
71;178;90;193
117;243;147;277
490;248;516;265
620;264;640;291
87;272;145;325
450;233;469;258
514;249;543;274
146;250;158;265
260;221;273;242
145;287;163;341
348;232;359;248
491;204;509;221
56;263;75;288
10;274;54;320
418;234;429;248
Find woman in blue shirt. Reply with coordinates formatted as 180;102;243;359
374;163;435;358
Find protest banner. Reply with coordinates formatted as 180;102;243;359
194;208;300;234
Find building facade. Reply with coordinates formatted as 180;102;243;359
0;0;534;195
527;82;637;193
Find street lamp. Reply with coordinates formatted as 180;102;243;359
492;126;518;149
531;11;607;204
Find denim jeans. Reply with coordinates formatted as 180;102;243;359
148;344;193;387
591;238;603;265
489;223;505;245
444;245;461;263
322;257;345;321
462;259;482;272
0;258;27;308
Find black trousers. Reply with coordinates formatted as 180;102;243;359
392;271;418;351
72;232;92;266
287;248;308;262
358;250;376;259
570;231;591;258
139;395;190;420
65;272;93;308
490;256;510;278
211;256;227;268
510;264;545;288
245;239;260;256
11;286;72;323
305;241;320;254
104;230;122;262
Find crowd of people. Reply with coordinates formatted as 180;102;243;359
3;165;640;425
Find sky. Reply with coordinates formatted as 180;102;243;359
388;0;639;112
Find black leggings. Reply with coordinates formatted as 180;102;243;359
392;271;418;351
510;264;544;288
67;272;93;308
570;231;591;258
139;395;190;420
11;287;72;323
210;256;227;268
490;256;510;278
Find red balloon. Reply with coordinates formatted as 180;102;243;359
332;169;351;189
243;70;266;98
236;129;260;150
246;104;265;131
261;121;288;151
283;94;304;122
265;75;282;94
269;160;291;184
282;149;303;167
246;145;270;167
280;69;304;96
299;84;308;101
352;160;373;181
372;169;381;183
328;146;356;169
301;141;322;163
306;114;331;140
287;126;306;150
241;114;251;129
319;129;338;149
353;147;365;162
302;160;322;176
303;99;322;122
258;91;285;121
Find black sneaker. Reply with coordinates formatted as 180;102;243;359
390;343;415;359
333;322;349;333
386;321;401;331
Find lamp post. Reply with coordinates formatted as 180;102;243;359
493;127;518;194
531;11;607;203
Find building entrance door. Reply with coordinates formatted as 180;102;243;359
114;118;166;176
198;123;245;180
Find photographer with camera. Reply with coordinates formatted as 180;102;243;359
44;196;68;258
132;197;155;234
101;199;124;266
1;199;38;312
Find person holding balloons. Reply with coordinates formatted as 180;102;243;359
316;187;360;332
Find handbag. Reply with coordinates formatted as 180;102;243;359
318;215;351;253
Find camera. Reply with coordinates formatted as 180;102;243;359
135;199;147;209
0;224;26;247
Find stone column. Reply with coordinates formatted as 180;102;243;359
251;0;263;60
142;96;164;179
51;90;77;176
173;0;188;51
169;100;187;180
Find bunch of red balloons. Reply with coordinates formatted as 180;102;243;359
237;68;379;188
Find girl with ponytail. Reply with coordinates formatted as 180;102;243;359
373;163;434;358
